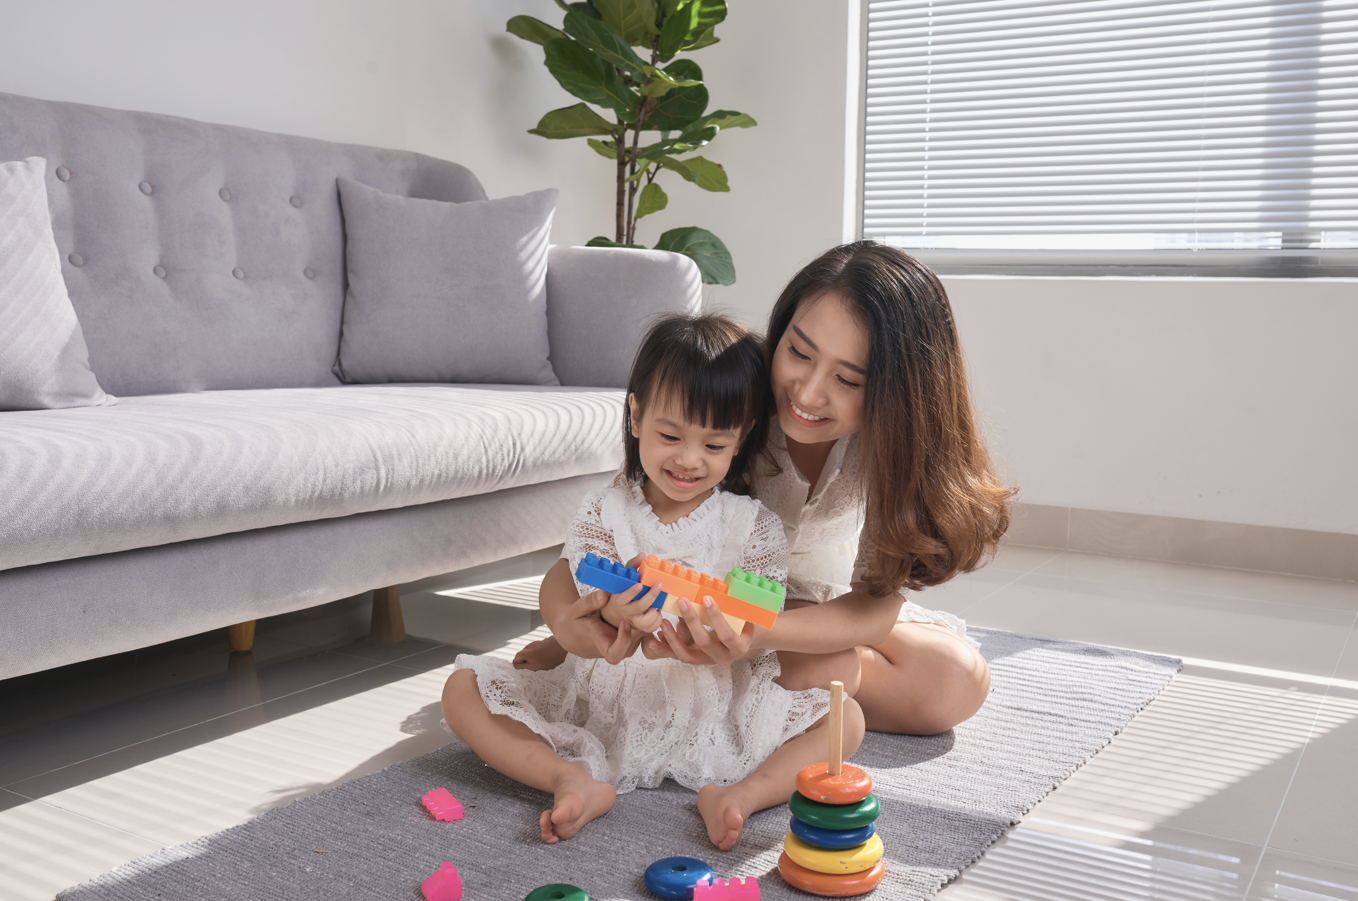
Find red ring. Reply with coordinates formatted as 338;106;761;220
778;852;886;897
796;762;874;805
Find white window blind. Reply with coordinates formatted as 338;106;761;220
862;1;1358;269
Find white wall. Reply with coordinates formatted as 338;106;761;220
0;0;615;247
947;276;1358;535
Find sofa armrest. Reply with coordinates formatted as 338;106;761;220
546;245;702;388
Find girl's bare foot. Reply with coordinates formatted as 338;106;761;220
539;770;616;843
696;784;750;851
514;636;569;671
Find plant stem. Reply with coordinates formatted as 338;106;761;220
625;124;641;244
615;131;626;244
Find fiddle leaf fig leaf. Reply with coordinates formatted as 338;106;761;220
587;137;619;159
567;1;602;18
528;103;619;139
543;38;641;122
640;125;716;158
562;12;647;78
654;226;735;285
682;24;720;52
587;236;646;248
595;0;658;45
645;58;708;129
507;15;568;46
689;109;756;133
660;154;728;191
638;64;703;97
635;182;669;220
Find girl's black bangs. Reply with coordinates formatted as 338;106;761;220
643;345;759;434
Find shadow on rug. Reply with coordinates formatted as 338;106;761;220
59;628;1180;900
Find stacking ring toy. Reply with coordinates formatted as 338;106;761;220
643;856;715;900
778;852;886;897
796;761;874;804
790;815;876;850
789;790;880;831
525;885;589;901
784;831;884;875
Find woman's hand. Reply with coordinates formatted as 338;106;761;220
642;595;760;666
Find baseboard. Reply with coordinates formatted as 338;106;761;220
1006;503;1358;583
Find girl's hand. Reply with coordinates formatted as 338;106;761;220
601;578;665;635
643;595;758;666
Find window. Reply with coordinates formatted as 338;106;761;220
861;1;1358;275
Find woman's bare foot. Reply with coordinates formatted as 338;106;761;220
696;784;750;851
514;635;569;671
539;770;616;843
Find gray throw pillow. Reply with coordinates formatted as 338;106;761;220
335;179;559;385
0;157;113;411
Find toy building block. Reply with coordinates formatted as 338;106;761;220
422;788;464;822
694;875;760;899
724;566;785;612
421;862;462;901
639;555;782;631
576;553;642;595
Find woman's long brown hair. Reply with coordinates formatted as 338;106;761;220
766;241;1014;594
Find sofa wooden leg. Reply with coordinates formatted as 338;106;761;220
227;620;256;654
371;586;407;644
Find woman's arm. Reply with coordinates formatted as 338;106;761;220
645;583;902;664
538;558;647;665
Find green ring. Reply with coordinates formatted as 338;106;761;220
789;790;880;831
525;884;589;901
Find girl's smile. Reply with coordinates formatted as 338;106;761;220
628;393;743;523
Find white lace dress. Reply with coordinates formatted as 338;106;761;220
753;420;978;649
452;482;831;794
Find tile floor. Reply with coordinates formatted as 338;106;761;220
0;544;1354;901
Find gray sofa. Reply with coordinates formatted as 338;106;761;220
0;91;701;681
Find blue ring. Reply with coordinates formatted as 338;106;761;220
643;856;714;900
790;815;877;849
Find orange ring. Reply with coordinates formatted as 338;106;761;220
778;852;886;897
796;762;874;804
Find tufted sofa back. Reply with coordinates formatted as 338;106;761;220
0;92;487;397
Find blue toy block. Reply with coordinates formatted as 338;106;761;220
575;553;641;595
575;553;668;609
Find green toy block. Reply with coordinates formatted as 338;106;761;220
724;566;785;612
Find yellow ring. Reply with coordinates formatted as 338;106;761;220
783;831;884;875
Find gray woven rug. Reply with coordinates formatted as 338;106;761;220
59;628;1179;900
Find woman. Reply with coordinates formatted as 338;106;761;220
524;241;1012;737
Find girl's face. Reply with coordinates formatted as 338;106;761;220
771;291;869;446
629;391;743;508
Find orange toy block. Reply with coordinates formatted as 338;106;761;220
638;556;747;632
636;555;782;631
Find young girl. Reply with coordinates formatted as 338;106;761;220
440;314;864;848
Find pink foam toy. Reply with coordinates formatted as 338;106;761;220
421;862;462;901
422;788;464;822
693;875;760;899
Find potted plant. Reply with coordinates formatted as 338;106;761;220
508;0;754;285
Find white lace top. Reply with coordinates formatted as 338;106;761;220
752;419;974;645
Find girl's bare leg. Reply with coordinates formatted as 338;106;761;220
697;698;866;851
441;669;615;842
513;635;569;670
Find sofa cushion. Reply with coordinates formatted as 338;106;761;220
0;384;624;572
0;157;113;411
336;180;559;386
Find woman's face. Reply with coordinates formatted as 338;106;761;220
770;291;869;446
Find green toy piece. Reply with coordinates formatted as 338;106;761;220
525;885;589;901
788;790;881;831
724;566;785;612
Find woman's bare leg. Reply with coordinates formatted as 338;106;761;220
697;698;866;851
441;669;615;842
856;622;990;734
775;621;989;735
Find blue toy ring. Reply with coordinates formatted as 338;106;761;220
790;815;877;849
643;856;714;900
